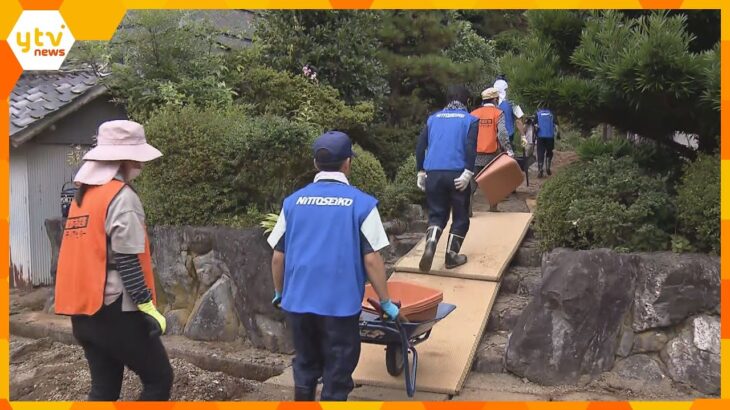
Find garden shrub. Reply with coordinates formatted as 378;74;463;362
675;153;720;253
535;156;674;252
349;145;388;201
137;105;319;226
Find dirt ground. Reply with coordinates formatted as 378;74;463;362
9;336;272;401
10;335;706;402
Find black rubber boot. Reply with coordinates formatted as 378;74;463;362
419;226;442;272
546;157;552;176
538;164;544;178
445;234;467;269
294;386;316;401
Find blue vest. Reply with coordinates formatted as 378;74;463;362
281;181;377;317
499;100;515;136
423;109;477;171
536;109;555;138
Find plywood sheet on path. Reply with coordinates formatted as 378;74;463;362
394;212;533;281
353;273;499;395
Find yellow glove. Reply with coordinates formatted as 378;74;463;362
138;301;166;336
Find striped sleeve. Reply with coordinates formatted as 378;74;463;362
114;253;152;305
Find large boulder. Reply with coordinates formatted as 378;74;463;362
632;330;670;354
150;226;289;352
149;228;197;310
193;251;230;291
661;315;720;395
633;252;719;332
164;309;191;336
505;248;640;385
184;275;241;342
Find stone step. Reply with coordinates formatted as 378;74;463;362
486;294;530;333
499;266;542;296
510;241;542;268
472;332;508;374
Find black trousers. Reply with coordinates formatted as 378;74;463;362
287;312;361;401
536;137;555;168
425;170;471;237
71;297;174;401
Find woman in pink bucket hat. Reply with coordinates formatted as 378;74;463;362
56;120;173;401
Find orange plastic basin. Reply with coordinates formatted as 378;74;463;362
362;280;443;321
475;152;524;206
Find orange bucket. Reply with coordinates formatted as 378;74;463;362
475;152;524;206
362;281;443;321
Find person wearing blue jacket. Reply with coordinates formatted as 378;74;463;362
535;106;560;177
267;131;399;401
415;85;479;272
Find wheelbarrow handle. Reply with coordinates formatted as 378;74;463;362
366;298;408;322
396;309;417;398
366;298;417;397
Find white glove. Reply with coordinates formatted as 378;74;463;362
520;135;528;148
453;169;474;191
417;171;426;191
507;149;515;157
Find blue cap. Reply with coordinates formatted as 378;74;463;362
312;131;356;163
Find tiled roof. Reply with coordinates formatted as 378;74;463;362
10;71;104;137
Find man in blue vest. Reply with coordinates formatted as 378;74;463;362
415;85;479;272
535;105;560;177
267;130;399;402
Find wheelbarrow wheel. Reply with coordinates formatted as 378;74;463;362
385;343;404;376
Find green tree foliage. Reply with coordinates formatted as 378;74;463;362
231;64;374;133
445;17;500;95
369;11;485;176
456;10;528;39
253;10;387;104
502;11;719;156
675;154;720;254
104;10;235;120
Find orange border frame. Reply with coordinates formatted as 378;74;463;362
1;0;728;408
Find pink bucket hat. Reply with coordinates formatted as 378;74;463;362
83;120;162;162
74;120;162;185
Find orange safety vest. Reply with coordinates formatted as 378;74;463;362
55;180;156;316
471;105;502;154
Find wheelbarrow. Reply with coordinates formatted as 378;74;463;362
359;298;456;397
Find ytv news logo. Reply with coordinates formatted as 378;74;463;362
8;11;75;70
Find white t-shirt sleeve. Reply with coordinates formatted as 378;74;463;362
267;212;286;249
513;104;524;119
361;207;389;252
106;186;146;255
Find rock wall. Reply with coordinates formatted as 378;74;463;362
45;205;427;354
504;248;720;395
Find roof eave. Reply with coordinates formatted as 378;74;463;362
10;84;110;148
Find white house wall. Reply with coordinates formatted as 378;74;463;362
9;146;32;287
26;143;78;286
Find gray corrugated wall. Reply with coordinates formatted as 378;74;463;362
26;143;77;286
10;146;32;287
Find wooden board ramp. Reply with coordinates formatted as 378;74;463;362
394;212;533;281
355;212;533;395
354;273;500;395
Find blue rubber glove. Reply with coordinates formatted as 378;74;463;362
272;291;282;309
380;299;400;321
